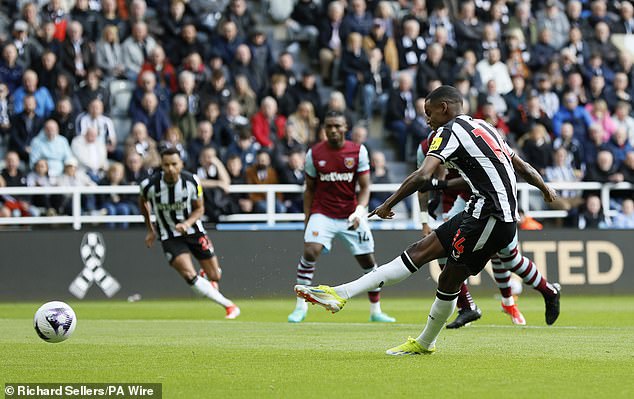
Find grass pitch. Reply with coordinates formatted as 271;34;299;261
1;295;633;399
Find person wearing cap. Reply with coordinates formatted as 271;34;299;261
29;119;73;177
11;19;44;70
56;156;98;215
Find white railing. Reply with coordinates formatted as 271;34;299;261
0;182;631;229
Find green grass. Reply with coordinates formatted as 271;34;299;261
2;296;634;398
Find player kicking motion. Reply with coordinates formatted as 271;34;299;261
140;147;240;319
416;139;561;328
295;86;558;355
288;110;395;323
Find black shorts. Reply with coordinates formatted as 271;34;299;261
435;212;516;275
161;233;215;263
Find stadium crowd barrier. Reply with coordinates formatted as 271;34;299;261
0;182;631;229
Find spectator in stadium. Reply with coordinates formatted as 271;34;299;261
576;195;610;229
201;69;234;111
385;73;416;160
339;32;369;110
187;121;216;170
397;18;425;71
60;21;94;84
586;99;617;141
611;198;634;229
70;0;98;42
8;94;44;162
427;2;455;48
123;150;149;184
478;79;508;117
617;151;634;184
475;48;512;95
529;28;558;72
212;20;244;66
0;43;24;94
124;122;160;170
553;122;584;171
75;98;118;160
545;147;584;213
318;0;345;84
71;125;108;182
363;18;398;73
267;73;296;118
56;157;97;215
611;72;633;108
416;43;450;99
536;0;570;50
286;0;320;54
175;71;200;117
225;153;252;213
26;159;57;215
12;69;55;118
0;151;30;216
248;29;275;77
589;22;620;71
138;45;177;93
121;21;157;81
453;0;483;55
170;94;197;143
37;21;63;57
245;149;285;213
201;101;234;148
226;127;260;172
223;0;257;38
339;0;373;41
583;55;615;90
286;101;319;149
131;91;170;142
269;51;298;88
585;149;621;190
196;146;232;222
75;68;110;114
614;102;634;143
552;91;593;138
251;96;286;149
477;23;501;61
280;149;305;213
612;1;634;35
565;71;589;106
29;119;73;177
180;52;211;91
291;69;321;118
223;100;250;141
233;74;257;119
159;126;188;166
168;23;207;70
1;151;27;189
95;0;126;41
369;150;391;212
98;162;138;229
10;20;43;70
473;101;510;139
229;46;265;101
520;123;552;176
360;48;390;124
565;0;592;40
504;29;530;80
129;71;170;118
605;126;632;169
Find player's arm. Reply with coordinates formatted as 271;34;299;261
348;171;370;230
138;193;156;248
370;155;443;219
176;197;204;234
303;175;316;226
511;154;557;202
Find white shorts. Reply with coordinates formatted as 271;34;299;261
304;213;374;255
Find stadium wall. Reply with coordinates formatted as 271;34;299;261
0;229;631;300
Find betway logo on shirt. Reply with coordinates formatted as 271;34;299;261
156;202;187;211
319;172;354;182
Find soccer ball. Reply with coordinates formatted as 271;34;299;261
33;301;77;343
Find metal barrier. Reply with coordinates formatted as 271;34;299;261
0;182;631;229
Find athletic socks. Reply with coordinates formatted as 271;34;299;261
364;265;383;314
456;283;477;311
188;275;233;308
296;257;316;285
496;246;558;299
334;253;418;299
416;290;459;350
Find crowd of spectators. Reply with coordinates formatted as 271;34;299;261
0;0;633;229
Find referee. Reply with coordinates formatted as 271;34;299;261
140;147;240;319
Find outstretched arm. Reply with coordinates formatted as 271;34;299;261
512;154;557;202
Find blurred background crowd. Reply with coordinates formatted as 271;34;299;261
0;0;633;229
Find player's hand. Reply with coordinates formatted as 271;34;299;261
369;203;394;219
422;223;432;237
347;205;367;230
175;222;190;234
145;230;156;248
542;186;558;203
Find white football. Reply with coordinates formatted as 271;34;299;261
33;301;77;343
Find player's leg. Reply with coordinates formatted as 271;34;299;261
288;241;324;322
435;258;482;328
491;254;526;325
354;253;396;322
496;231;561;325
185;234;240;318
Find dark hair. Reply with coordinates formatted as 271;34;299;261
160;146;181;158
324;109;345;119
425;85;463;106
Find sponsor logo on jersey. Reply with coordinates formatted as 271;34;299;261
344;157;355;169
312;231;319;237
318;160;327;167
156;201;188;211
429;137;443;151
319;172;355;182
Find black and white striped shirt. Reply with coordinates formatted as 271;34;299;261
427;115;518;222
140;171;206;240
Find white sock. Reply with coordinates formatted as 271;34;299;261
334;254;417;299
294;296;308;312
416;292;459;350
501;296;515;306
190;276;233;308
370;301;382;314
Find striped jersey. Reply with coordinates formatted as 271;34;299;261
140;171;206;240
426;115;518;222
